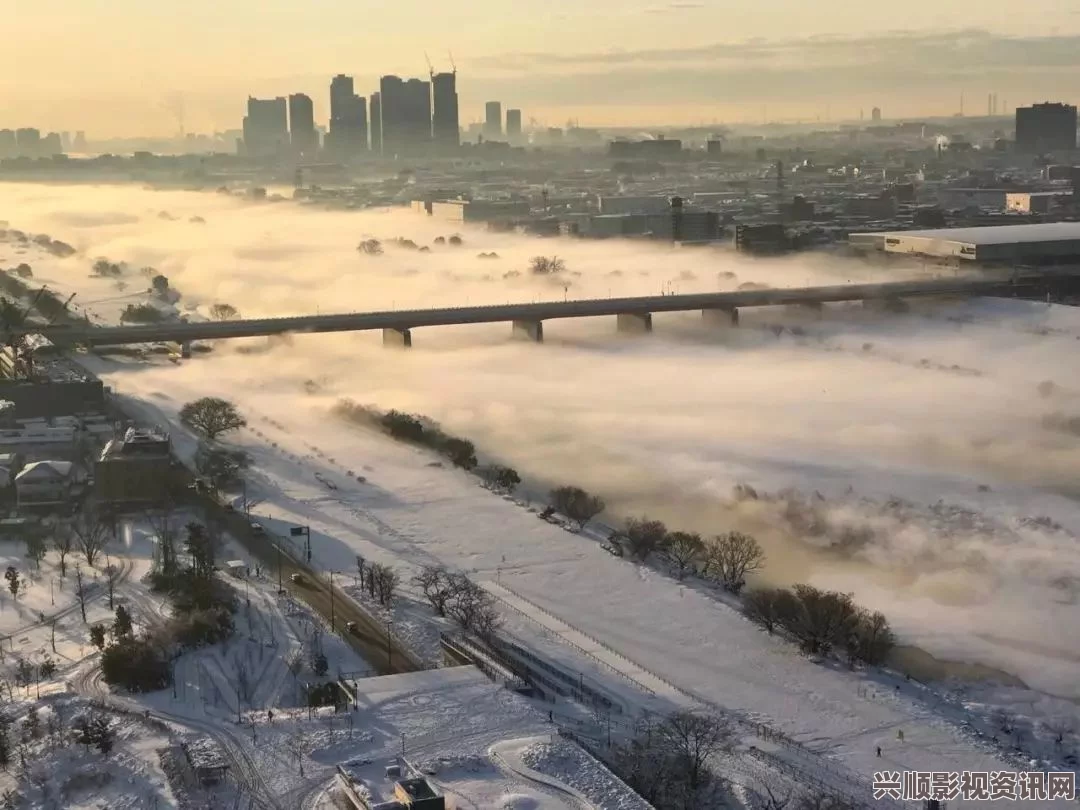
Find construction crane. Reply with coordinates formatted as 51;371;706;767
448;51;457;76
425;51;434;80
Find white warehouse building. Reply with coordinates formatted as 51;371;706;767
849;222;1080;264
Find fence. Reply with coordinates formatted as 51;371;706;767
484;581;893;804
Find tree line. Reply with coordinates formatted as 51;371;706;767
412;566;501;640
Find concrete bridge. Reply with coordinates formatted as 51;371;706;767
23;272;1074;349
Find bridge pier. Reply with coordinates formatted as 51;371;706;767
786;301;823;317
862;297;909;313
179;341;192;359
702;307;739;327
511;320;544;343
617;312;653;334
382;327;412;348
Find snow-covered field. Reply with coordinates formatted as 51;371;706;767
4;182;1080;806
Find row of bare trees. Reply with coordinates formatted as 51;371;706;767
742;584;895;665
412;566;501;639
355;557;399;608
607;518;765;592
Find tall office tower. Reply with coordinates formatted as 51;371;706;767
370;92;382;154
505;108;522;140
288;93;317;157
14;128;41;157
431;71;460;150
485;101;502;138
1016;102;1078;153
0;130;15;157
242;97;288;157
379;75;431;156
871;106;882;122
328;74;369;157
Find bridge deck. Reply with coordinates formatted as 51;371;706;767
19;273;1063;346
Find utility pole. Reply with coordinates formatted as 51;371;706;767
386;620;393;670
277;543;283;592
329;571;335;631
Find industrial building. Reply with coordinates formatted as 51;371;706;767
608;138;682;159
1015;102;1077;153
597;195;673;215
95;426;175;505
850;222;1080;265
429;199;530;222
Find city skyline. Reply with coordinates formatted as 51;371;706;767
5;1;1080;136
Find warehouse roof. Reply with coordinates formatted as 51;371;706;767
869;222;1080;245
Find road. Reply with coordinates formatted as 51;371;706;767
22;271;1073;346
186;489;422;676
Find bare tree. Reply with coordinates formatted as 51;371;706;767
178;397;246;441
657;711;737;796
144;496;180;576
786;585;859;656
704;532;765;594
742;587;795;634
549;486;605;530
1042;717;1075;745
209;303;239;321
760;783;794;810
371;564;400;608
615;517;669;562
445;574;500;638
52;533;74;578
412;565;455;616
74;565;87;623
529;256;567;275
664;532;704;580
105;564;119;611
847;609;895;666
287;731;310;776
70;504;111;567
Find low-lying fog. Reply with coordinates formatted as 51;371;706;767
4;182;1080;703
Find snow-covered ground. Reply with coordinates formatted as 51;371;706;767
5;184;1080;807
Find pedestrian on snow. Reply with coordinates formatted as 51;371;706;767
876;746;882;758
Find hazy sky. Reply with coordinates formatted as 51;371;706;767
6;0;1080;136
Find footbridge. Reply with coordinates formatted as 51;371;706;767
23;272;1075;349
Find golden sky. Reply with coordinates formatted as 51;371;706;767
5;0;1080;136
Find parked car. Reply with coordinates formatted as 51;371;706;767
289;573;303;584
345;621;358;633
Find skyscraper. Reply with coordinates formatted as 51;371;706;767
370;93;382;154
379;75;431;156
242;97;288;157
328;75;368;158
506;109;522;140
288;93;317;157
432;71;460;150
871;107;882;122
485;102;502;138
1016;102;1078;153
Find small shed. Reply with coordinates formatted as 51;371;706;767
226;560;249;578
